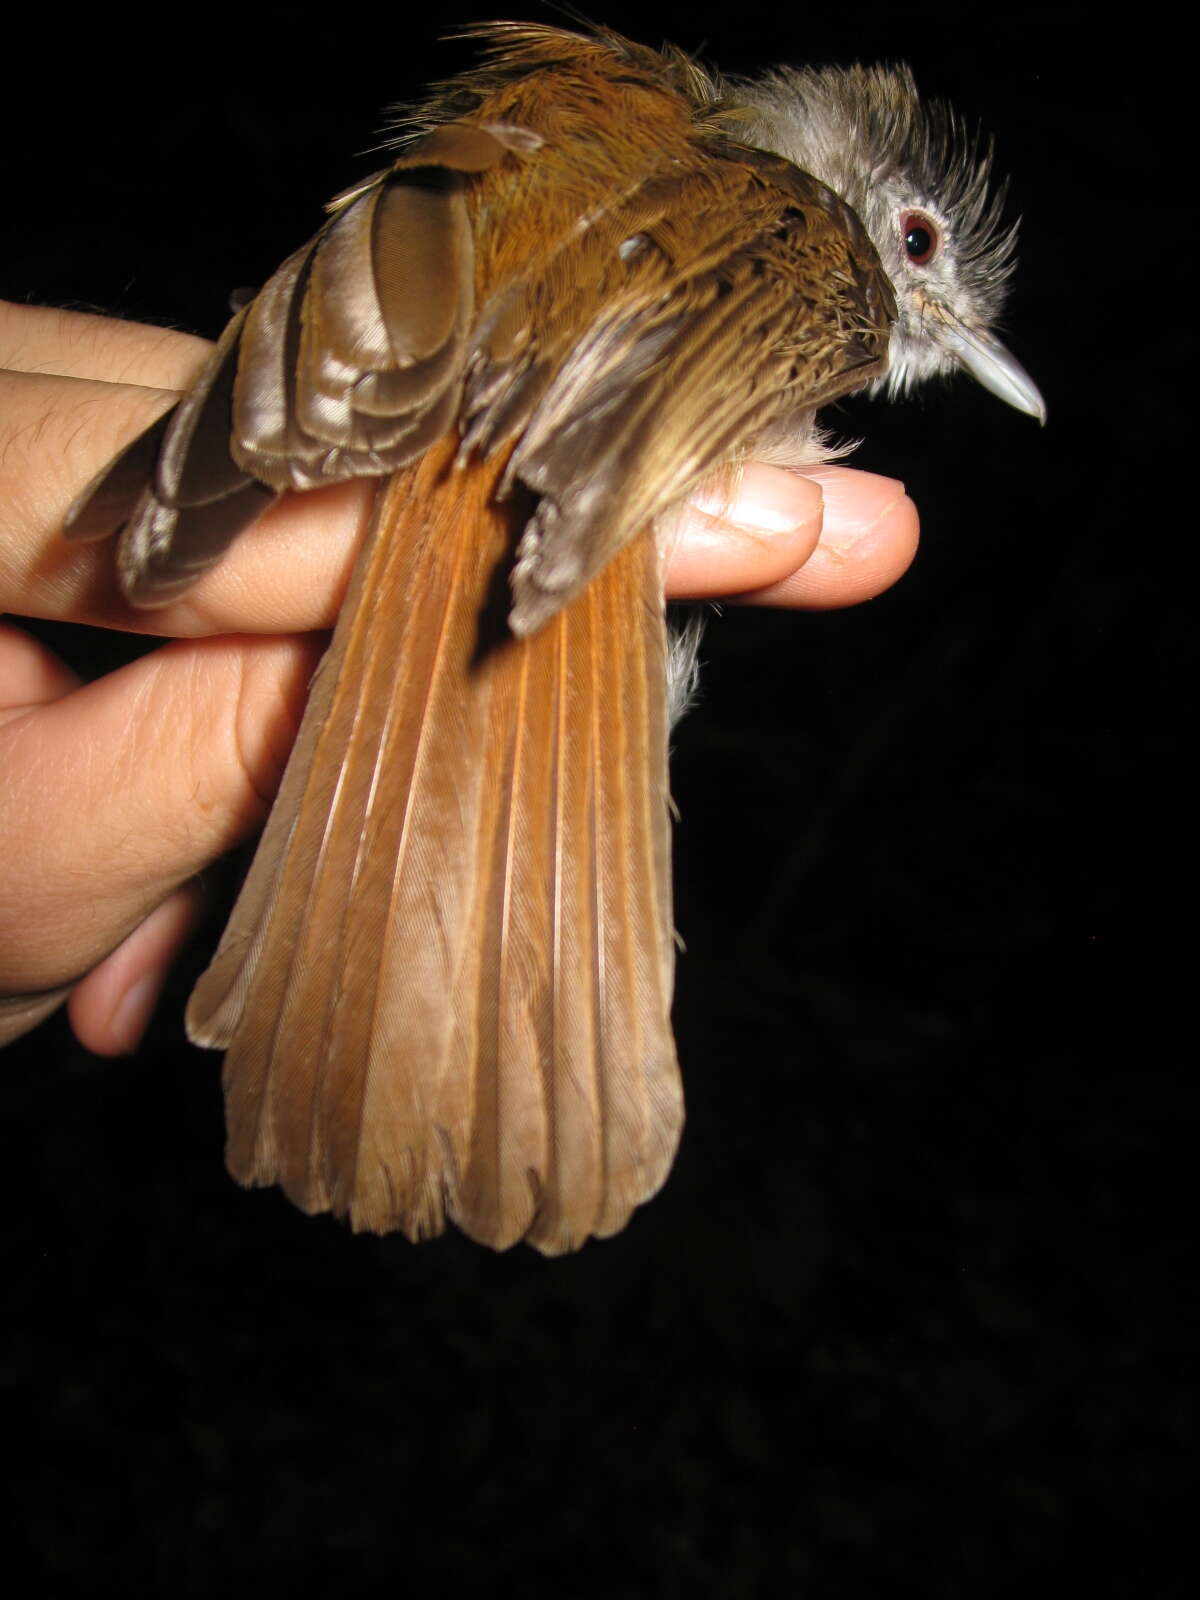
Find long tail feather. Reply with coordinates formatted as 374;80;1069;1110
186;436;680;1251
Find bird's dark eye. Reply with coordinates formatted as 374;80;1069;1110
901;210;940;266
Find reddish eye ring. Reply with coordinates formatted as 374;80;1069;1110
901;209;940;266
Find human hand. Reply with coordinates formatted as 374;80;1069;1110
0;300;918;1053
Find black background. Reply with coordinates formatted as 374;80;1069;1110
1;3;1189;1592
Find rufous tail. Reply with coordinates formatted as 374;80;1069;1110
186;437;681;1252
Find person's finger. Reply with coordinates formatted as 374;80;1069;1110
663;462;826;597
1;300;219;623
665;463;918;608
0;302;359;638
0;298;213;388
172;459;915;628
3;299;918;631
0;630;322;997
0;366;185;619
728;466;920;608
0;619;81;719
0;357;375;636
66;882;206;1056
0;621;91;1041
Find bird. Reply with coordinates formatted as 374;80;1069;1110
65;22;1044;1253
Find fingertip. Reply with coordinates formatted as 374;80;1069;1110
163;481;374;635
101;971;163;1057
734;472;920;610
665;463;825;598
68;881;205;1056
0;623;82;716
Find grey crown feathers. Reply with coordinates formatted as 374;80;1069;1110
738;63;1045;421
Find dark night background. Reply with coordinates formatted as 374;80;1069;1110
1;3;1189;1592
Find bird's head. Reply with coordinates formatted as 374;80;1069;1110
738;62;1045;422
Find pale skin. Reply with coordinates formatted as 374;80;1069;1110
0;300;919;1055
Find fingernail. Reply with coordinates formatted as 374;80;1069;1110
108;972;163;1055
806;469;907;555
689;462;824;536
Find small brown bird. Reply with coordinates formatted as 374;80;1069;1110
67;23;1043;1252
